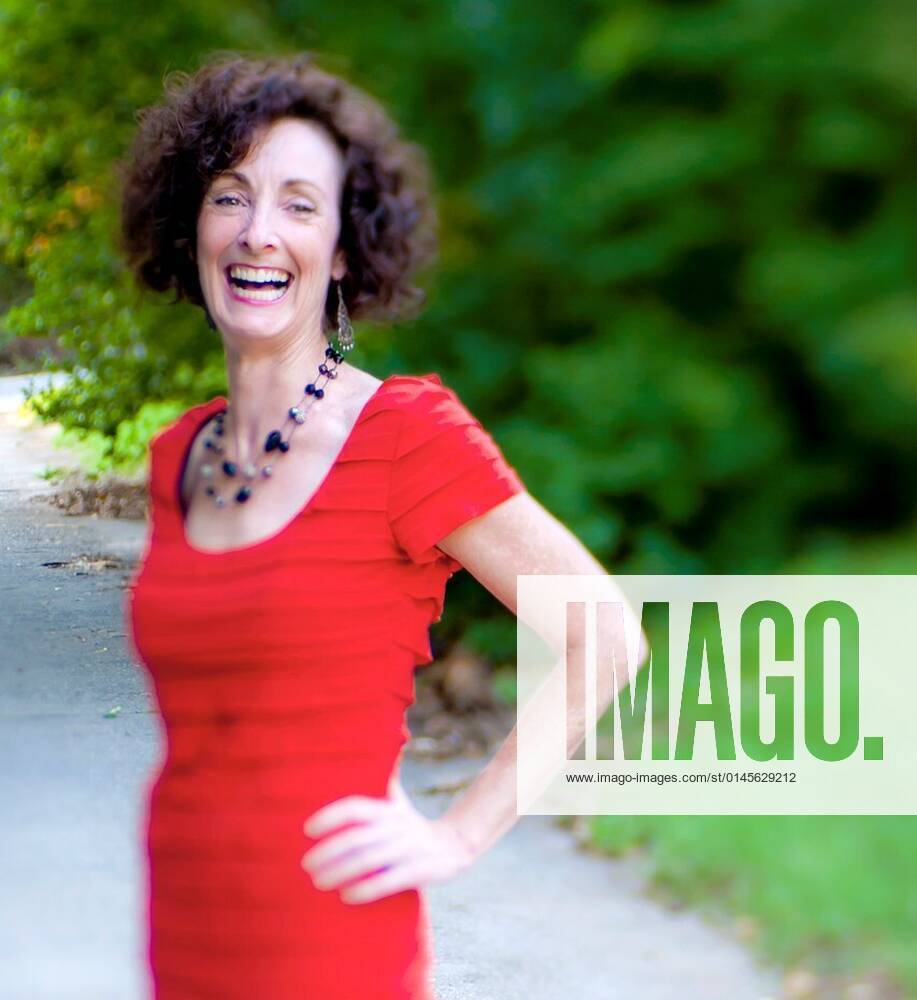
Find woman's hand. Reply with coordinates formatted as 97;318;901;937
301;772;477;904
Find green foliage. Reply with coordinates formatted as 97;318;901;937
0;0;272;437
267;0;916;574
50;397;191;477
2;0;915;570
488;665;517;708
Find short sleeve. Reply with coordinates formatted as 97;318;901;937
388;374;526;564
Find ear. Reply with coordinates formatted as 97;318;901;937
330;247;347;282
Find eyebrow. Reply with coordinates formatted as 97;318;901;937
218;170;323;196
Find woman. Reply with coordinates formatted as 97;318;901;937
122;53;615;999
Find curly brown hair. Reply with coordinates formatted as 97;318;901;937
118;52;438;329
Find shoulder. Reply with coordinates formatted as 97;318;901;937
378;373;478;430
380;372;449;408
376;373;508;468
375;373;487;456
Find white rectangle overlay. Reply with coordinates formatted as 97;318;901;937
515;575;917;815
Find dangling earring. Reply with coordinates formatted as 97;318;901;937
334;280;355;352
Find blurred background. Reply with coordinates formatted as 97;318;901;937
1;0;914;996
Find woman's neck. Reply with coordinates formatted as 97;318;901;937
220;333;342;463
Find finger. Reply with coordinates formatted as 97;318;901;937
302;817;399;871
312;836;417;891
340;859;429;905
303;795;389;838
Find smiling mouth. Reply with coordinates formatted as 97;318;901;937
225;265;293;303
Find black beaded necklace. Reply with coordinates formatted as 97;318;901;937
199;345;346;507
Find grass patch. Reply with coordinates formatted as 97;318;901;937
587;813;917;991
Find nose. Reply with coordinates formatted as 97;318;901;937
237;203;278;253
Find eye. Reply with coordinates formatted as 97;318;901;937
214;194;243;207
290;202;315;213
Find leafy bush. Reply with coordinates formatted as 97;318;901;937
2;0;915;582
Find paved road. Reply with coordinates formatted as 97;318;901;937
0;375;782;999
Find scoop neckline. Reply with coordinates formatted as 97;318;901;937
173;375;395;558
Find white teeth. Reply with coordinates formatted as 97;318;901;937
228;265;292;284
233;284;287;302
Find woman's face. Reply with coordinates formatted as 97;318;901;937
196;116;347;343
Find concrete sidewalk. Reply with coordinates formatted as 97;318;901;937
0;374;782;999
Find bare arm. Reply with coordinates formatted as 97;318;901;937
434;490;648;858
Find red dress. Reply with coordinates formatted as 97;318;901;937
124;373;525;999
